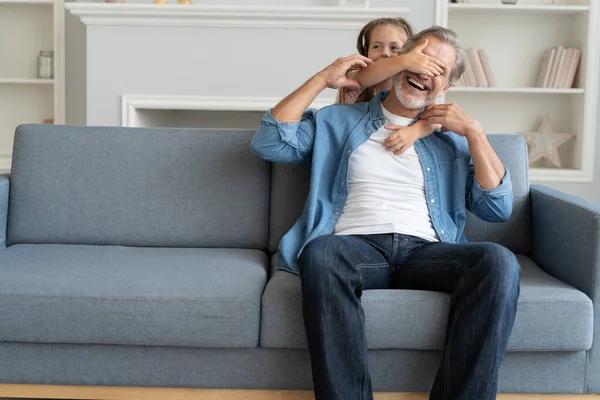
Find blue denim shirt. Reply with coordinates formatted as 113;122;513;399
251;91;513;275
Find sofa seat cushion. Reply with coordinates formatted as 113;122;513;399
261;255;593;351
0;244;268;348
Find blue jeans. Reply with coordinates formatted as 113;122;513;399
298;233;521;400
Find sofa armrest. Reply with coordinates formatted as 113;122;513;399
531;184;599;297
530;184;600;393
0;175;8;249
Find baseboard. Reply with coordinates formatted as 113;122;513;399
0;384;597;400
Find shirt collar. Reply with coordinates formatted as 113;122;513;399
369;90;424;126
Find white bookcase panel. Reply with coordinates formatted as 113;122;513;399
0;85;53;155
437;0;598;182
0;0;63;173
0;4;53;79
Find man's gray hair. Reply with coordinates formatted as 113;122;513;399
400;26;466;86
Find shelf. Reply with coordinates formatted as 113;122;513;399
0;78;54;85
448;87;585;94
448;4;589;15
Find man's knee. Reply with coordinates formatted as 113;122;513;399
479;243;521;295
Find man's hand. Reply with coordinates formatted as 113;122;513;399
420;103;484;138
315;54;373;90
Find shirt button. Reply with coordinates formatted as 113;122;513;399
340;182;345;187
335;212;339;215
347;150;351;154
426;167;431;172
441;230;445;234
430;199;435;203
367;130;371;134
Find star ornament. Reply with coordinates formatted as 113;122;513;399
521;115;575;168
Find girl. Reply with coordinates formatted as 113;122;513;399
338;18;445;155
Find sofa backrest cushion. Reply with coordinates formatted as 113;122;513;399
269;134;530;255
8;125;270;249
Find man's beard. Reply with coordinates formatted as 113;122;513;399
393;73;437;110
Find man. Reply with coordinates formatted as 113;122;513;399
251;26;520;400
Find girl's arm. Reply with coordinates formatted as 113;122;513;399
383;120;442;155
354;39;446;89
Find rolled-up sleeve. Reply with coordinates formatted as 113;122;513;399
466;165;513;222
250;108;318;164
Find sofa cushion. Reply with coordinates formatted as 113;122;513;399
260;255;593;351
268;134;531;255
8;125;269;250
0;244;268;347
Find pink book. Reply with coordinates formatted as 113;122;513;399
536;48;556;88
547;46;563;88
564;48;582;88
467;48;488;87
558;49;574;88
477;49;496;87
464;58;477;87
553;47;568;88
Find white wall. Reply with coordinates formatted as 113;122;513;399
73;0;434;30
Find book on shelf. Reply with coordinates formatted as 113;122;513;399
467;48;489;87
477;49;496;87
536;45;582;89
557;48;574;88
536;47;556;88
458;48;495;88
463;56;477;86
547;45;563;88
552;47;568;88
564;48;582;89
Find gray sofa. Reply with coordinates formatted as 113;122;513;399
0;123;598;395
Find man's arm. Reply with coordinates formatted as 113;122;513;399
421;103;505;189
252;55;372;163
272;54;372;121
421;103;513;222
465;123;506;190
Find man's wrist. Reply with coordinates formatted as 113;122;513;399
465;122;486;144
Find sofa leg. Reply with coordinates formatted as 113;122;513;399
0;385;597;400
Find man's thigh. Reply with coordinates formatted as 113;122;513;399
299;234;393;290
392;241;517;293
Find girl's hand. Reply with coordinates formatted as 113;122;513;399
399;39;445;77
383;125;421;155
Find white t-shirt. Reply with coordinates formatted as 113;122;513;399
333;105;439;242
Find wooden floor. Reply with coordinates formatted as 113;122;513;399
0;385;597;400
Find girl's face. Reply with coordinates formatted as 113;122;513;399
367;25;408;62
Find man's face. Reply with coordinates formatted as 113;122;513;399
393;36;457;110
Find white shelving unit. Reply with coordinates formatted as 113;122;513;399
0;0;64;173
436;0;599;182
